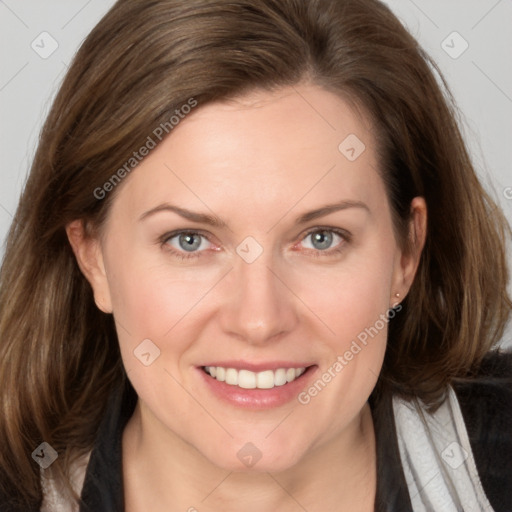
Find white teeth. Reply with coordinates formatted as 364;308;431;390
238;370;256;389
225;368;238;385
286;368;296;382
204;366;306;389
274;368;287;386
256;370;274;389
216;367;226;382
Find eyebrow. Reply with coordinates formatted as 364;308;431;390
138;200;369;227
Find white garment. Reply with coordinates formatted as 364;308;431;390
392;386;495;512
40;451;90;512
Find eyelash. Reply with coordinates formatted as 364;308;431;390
158;227;352;261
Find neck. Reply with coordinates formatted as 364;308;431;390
122;402;377;512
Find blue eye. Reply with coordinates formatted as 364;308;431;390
174;232;204;252
159;227;350;261
303;230;339;251
161;231;213;260
299;228;348;256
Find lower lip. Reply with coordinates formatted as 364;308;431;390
197;366;317;410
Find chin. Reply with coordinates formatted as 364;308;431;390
200;436;308;473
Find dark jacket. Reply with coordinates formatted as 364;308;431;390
1;350;511;511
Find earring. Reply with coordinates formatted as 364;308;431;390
390;292;401;309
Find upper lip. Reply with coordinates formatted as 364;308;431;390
199;361;314;372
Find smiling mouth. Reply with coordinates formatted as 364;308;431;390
202;366;309;389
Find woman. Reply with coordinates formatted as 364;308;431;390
0;0;510;510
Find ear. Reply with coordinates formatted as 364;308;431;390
390;196;427;305
65;219;113;314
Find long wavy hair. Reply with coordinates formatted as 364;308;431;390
0;0;510;508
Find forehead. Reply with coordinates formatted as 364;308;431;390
108;85;384;224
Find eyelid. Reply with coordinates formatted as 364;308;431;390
158;229;217;259
292;226;351;255
159;225;352;259
300;225;352;243
159;228;215;243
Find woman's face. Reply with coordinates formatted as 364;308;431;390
76;84;421;472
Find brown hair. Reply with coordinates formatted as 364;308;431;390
0;0;510;507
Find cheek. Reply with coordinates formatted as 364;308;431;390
288;235;396;417
292;252;394;431
291;247;395;347
105;250;223;362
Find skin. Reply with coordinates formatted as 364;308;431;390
67;84;427;511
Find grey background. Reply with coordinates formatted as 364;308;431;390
1;0;511;347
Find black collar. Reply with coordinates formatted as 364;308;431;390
78;375;413;512
79;375;136;512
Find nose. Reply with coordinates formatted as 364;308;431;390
219;250;298;346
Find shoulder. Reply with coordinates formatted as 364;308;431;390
454;348;512;415
453;348;512;511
